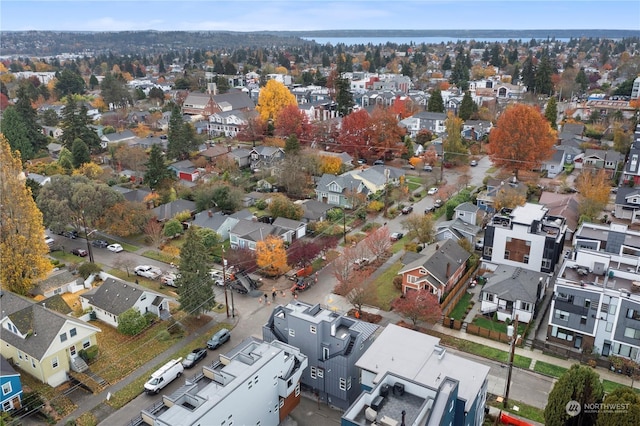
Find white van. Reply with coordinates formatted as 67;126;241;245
144;358;184;394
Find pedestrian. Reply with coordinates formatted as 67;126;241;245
272;291;276;301
264;293;268;303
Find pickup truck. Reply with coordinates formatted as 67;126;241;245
134;265;162;279
144;358;184;394
285;265;313;281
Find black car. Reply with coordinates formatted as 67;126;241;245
401;205;413;214
182;347;207;368
92;239;108;248
63;230;79;239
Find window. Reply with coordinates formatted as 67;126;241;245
584;300;591;309
2;382;11;395
523;255;529;264
606;322;613;332
627;309;640;320
484;247;493;257
347;376;352;390
542;259;551;269
339;378;346;391
310;325;316;334
31;358;35;368
140;295;146;301
322;347;329;360
317;368;324;378
52;357;59;369
504;251;510;260
601;303;609;314
83;340;91;349
288;329;295;337
484;293;494;302
555;310;570;321
551;326;574;341
295;383;300;397
624;327;640;339
310;367;317;379
580;316;587;325
60;332;67;342
17;351;23;360
69;328;77;337
521;302;531;311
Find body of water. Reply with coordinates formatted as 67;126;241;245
303;36;571;46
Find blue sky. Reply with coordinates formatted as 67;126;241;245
2;1;639;32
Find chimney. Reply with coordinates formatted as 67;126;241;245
227;145;232;152
208;210;213;217
446;263;451;278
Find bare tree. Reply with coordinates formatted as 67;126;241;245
364;226;392;259
332;246;358;289
144;218;164;247
402;213;435;247
345;270;377;316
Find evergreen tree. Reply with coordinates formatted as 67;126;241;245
544;364;603;426
89;75;99;90
177;228;215;319
71;138;91;168
535;51;554;95
158;57;166;74
482;48;491;63
144;144;174;190
511;64;521;84
575;68;589;92
545;97;558;130
167;104;198;160
427;88;445;113
59;97;101;151
54;68;85;98
459;91;475;121
0;87;47;159
441;55;452;71
521;54;536;91
335;75;354;117
490;43;502;67
285;134;300;154
450;54;470;91
100;72;133;109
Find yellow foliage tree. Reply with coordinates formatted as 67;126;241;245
0;136;52;295
133;123;151;138
494;186;527;211
256;236;289;277
275;66;288;74
319;155;343;175
256;80;297;122
72;162;105;180
262;137;285;148
575;170;611;221
0;62;7;72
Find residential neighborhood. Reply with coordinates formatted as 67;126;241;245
1;23;640;426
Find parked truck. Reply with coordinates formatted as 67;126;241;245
144;358;184;394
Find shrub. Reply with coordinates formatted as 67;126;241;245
117;309;148;336
78;262;102;279
393;276;403;290
79;346;99;363
404;242;419;252
367;200;384;212
255;199;268;210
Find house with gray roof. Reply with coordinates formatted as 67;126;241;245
435;217;482;246
229;216;305;250
300;199;334;223
99;130;136;149
613;187;640;223
250;146;285;169
110;186;153;204
479;265;548;323
263;300;379;410
0;291;101;387
454;202;480;226
272;217;307;241
151;199;197;222
399;111;447;137
315;173;365;209
398;239;471;299
542;147;568;178
347;165;405;194
30;269;87;298
192;210;239;241
579;149;623;178
228;147;252;168
80;275;170;328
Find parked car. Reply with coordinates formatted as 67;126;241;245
475;238;484;251
427;187;438;195
373;159;385;166
44;236;55;246
357;158;367;165
134;265;162;279
290;277;314;293
354;258;370;269
160;272;179;287
401;205;414;215
63;230;78;239
182;348;207;368
390;232;404;241
144;358;183;394
470;160;478;167
92;239;108;248
71;248;88;257
207;328;231;350
434;199;443;208
107;243;123;253
423;165;433;172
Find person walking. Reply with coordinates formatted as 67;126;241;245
272;290;276;301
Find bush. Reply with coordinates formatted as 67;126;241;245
255;199;268;210
117;309;148;336
79;346;99;363
392;276;403;290
367;200;384;212
78;262;102;279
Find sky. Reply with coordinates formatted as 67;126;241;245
1;0;639;32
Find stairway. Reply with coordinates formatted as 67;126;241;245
71;357;89;373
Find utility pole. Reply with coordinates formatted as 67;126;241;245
81;211;94;263
341;207;347;245
503;315;519;408
222;249;229;318
383;168;390;218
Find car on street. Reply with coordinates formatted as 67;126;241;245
353;257;370;269
434;199;443;208
107;243;123;253
390;232;404;241
423;165;433;172
44;236;55;246
182;348;207;368
92;239;108;248
401;205;414;214
134;265;162;279
470;160;478;167
209;269;225;286
373;159;385;165
427;187;438;195
71;248;88;257
475;238;484;251
160;272;180;287
357;158;367;165
63;230;79;239
207;328;231;350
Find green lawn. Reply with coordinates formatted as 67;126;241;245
449;292;473;320
407;182;421;192
488;399;545;424
533;361;568;378
370;260;403;311
602;379;640;394
439;335;532;369
472;316;527;335
406;176;423;185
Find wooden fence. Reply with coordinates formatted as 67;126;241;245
441;317;464;330
441;264;478;316
465;323;511;343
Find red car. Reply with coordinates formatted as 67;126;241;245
71;248;88;257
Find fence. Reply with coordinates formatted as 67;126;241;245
441;317;464;330
466;323;511;343
441;264;478;316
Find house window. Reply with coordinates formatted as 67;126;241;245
140;295;146;301
504;251;510;260
310;367;317;379
523;255;529;264
484;293;494;302
295;383;300;397
624;327;640;339
407;275;418;284
521;302;531;311
542;259;551;269
52;357;59;369
288;328;295;337
339;378;346;391
347;376;352;390
606;323;613;332
2;382;11;395
31;358;35;368
83;340;91;349
554;310;570;321
310;325;317;334
17;351;23;360
626;309;640;320
580;316;587;325
69;328;77;338
317;368;324;378
322;347;329;360
484;247;493;257
601;303;609;314
584;300;591;309
60;333;67;342
551;326;574;341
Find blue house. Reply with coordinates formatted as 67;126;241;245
1;356;23;412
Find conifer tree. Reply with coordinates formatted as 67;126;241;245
545;97;558;130
177;228;215;319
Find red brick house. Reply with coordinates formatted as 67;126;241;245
397;239;471;300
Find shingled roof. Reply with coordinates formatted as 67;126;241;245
82;278;165;316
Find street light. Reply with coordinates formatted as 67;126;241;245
503;315;520;408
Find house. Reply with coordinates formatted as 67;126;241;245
228;147;252;168
192;210;240;241
110;186;153;204
151;199;197;222
453;202;480;226
25;172;51;186
0;291;101;387
136;337;307;426
315;173;365;209
200;144;231;163
319;151;354;167
476;177;528;213
399;111;447;138
250;146;285;169
229;216;305;250
272;217;307;242
99;130;136;149
621;125;640;186
542;147;568;178
462;120;492;140
182;92;216;117
482;203;567;274
299;199;334;223
1;356;22;412
263;301;379;410
612;188;640;223
479;265;548;323
434;218;481;246
580;149;623;177
344;324;489;426
30;269;87;298
80;275;170;328
349;165;406;194
209;110;252;137
168;159;200;182
397;239;471;299
539;192;580;239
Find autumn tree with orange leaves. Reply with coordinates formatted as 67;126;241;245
366;106;407;159
274;104;310;140
337;109;371;159
256;236;289;277
487;103;556;178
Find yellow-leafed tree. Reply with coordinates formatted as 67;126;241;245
319;155;343;175
256;236;289;277
575;169;612;222
256;80;297;123
0;135;52;295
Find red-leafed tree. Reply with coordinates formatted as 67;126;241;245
366;106;407;160
287;239;322;268
226;247;257;273
487;103;557;178
332;246;358;290
274;104;310;140
364;226;391;259
391;97;420;119
237;116;267;143
391;289;443;328
337;109;371;159
307;120;339;148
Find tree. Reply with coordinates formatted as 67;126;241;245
0;86;47;160
364;226;391;259
334;74;354;117
54;69;85;97
544;364;603;426
167;103;198;160
256;79;297;123
613;125;631;156
71;138;90;168
443;112;467;165
596;387;640;426
521;54;536;90
284;134;301;155
344;270;376;316
144;219;164;247
0;136;52;295
402;213;435;246
487;104;556;178
441;55;452;71
459;91;475;121
117;308;148;336
274;104;309;140
100;72;133;109
59;97;101;151
575;170;611;222
337;109;371;159
163;219;184;238
545;97;558;130
97;201;151;238
332;246;358;288
256;236;289;277
269;193;303;220
575;68;589;92
391;289;442;328
427;88;445;113
366;106;406;160
494;186;527;211
534;51;554;95
144;144;174;190
177;228;215;318
287;240;322;268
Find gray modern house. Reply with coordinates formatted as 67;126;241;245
262;301;379;410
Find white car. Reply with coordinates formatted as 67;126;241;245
134;265;162;279
427;187;438;195
107;243;123;253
